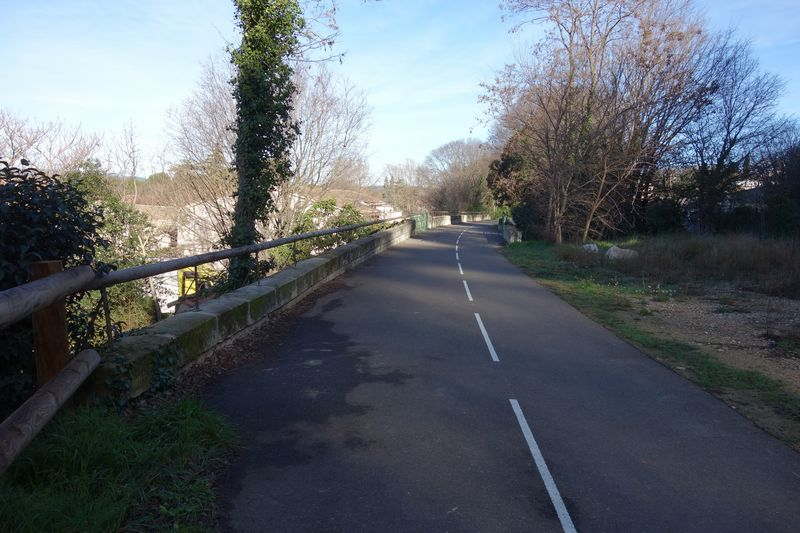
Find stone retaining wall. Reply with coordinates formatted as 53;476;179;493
430;214;451;228
91;217;446;399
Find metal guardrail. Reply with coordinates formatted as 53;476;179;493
430;210;489;215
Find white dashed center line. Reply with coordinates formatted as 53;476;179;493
474;313;499;362
509;399;577;533
454;227;573;529
462;280;473;302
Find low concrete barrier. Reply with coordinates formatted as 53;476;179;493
91;217;454;399
430;214;451;228
408;213;450;232
460;213;492;223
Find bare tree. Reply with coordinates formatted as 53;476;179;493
0;108;100;173
272;64;371;234
420;139;493;212
164;56;371;247
683;36;785;231
382;159;425;214
161;56;238;249
487;0;723;241
110;120;144;204
168;57;236;166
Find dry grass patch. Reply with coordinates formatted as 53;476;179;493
563;234;800;298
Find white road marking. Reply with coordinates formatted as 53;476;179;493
458;262;464;275
462;280;473;302
474;313;499;362
509;399;577;533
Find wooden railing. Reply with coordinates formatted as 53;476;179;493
0;350;101;473
0;215;404;474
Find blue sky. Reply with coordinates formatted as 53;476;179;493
1;0;798;179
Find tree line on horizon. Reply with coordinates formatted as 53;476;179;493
481;0;799;242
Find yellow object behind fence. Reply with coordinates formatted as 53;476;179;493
178;265;217;297
179;269;197;297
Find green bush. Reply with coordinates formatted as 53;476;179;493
0;160;158;418
765;195;800;238
640;199;685;234
716;205;762;234
511;202;544;240
0;162;109;418
492;205;512;220
273;199;374;268
66;161;157;337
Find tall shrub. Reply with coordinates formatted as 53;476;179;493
66;160;157;332
0;162;108;417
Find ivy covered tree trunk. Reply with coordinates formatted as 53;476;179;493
227;0;303;287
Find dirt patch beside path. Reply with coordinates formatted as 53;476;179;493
627;287;800;395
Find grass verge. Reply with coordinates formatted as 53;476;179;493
504;240;800;446
0;397;236;532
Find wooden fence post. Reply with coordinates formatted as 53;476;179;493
28;260;70;385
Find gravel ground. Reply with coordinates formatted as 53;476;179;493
634;286;800;395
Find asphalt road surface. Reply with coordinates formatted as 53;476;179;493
205;221;800;532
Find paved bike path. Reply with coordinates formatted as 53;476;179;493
206;222;800;532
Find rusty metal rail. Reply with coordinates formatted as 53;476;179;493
0;216;403;329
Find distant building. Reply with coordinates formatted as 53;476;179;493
134;188;402;256
132;188;401;311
